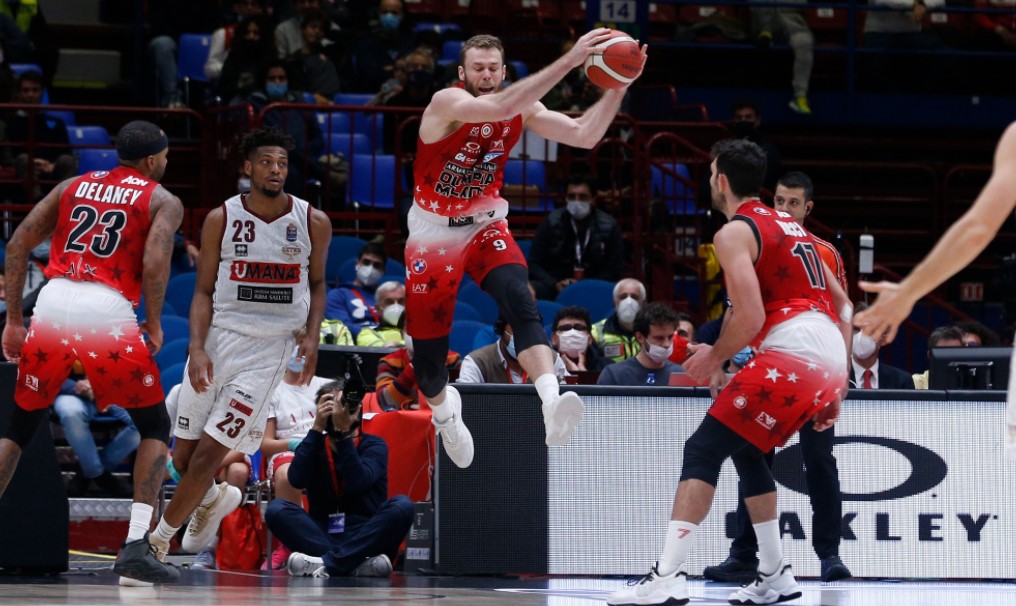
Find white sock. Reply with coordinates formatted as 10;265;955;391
754;519;782;575
657;521;697;576
126;503;154;541
200;481;219;507
428;388;453;423
152;517;179;545
534;374;560;407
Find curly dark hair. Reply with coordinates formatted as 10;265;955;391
240;127;295;160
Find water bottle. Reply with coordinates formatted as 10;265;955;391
287;349;306;373
646;372;656;386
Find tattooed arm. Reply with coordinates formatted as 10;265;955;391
142;185;184;355
1;179;71;361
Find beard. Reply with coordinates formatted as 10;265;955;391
259;183;283;198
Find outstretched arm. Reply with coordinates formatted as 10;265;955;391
419;29;614;141
524;44;648;149
856;121;1016;342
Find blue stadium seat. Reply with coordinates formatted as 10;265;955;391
302;91;316;104
351;111;383;150
515;238;532;259
160;362;186;396
136;299;177;324
327;132;371;157
166;272;197;319
386;258;405;277
77;149;117;173
316;112;351;134
556;279;616;323
337;257;358;284
450;320;489;357
651;162;699;215
44;109;75;127
472;325;498;351
454;301;482;323
155;339;189;370
332;93;373;106
348;155;400;209
379;273;404;285
457;281;499;325
536;299;563;330
508;60;529;79
9;63;42;75
68;125;111;149
325;235;367;286
503;159;551;212
177;33;212;83
441;40;464;61
161;316;191;343
413;22;463;37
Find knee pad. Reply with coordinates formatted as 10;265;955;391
679;427;727;487
483;265;545;353
412;336;450;398
127;403;172;445
732;452;777;498
3;406;47;449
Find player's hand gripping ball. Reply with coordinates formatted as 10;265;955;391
583;30;641;89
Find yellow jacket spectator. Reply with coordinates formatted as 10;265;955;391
319;319;353;345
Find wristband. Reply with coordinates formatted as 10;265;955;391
166;459;181;483
288;438;302;451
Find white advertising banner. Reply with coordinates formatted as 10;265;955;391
548;395;1016;579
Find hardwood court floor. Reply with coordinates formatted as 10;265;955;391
2;552;1014;606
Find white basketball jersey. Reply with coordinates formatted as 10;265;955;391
212;194;313;338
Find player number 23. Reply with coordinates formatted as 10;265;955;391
215;412;247;439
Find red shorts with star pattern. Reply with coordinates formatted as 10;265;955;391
404;204;526;340
708;349;847;452
15;279;164;411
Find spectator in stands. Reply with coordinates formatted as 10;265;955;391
597;303;684;386
676;312;696;342
325;242;386;339
849;302;916;389
270;379;415;578
350;0;414;94
286;10;342;104
246;61;341;202
382;48;438;156
260;358;331;569
459;315;568;384
8;71;75;200
0;0;57;88
912;325;964;389
528;174;624;301
972;0;1016;49
204;0;267;86
551;306;612;373
366;54;406;106
146;0;221;108
592;278;645;363
862;0;949;91
355;281;405;347
730;100;781;191
377;314;462;411
55;363;137;498
276;0;341;59
749;0;815;114
953;319;1001;347
216;15;276;103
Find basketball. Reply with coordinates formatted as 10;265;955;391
583;31;641;89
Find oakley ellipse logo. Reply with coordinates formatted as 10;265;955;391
774;436;948;501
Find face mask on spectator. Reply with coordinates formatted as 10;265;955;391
266;82;288;98
558;329;588;356
406;69;433;88
853;331;877;359
505;333;517;359
617;297;640;325
566;199;591;221
379;12;401;32
382;302;404;327
356;263;382;286
642;338;673;364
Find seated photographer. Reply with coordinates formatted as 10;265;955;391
267;375;415;578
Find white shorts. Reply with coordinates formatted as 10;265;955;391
174;325;293;455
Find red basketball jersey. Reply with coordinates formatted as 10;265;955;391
46;166;160;307
732;201;837;345
413;115;523;217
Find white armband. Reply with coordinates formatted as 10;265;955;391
839;303;853;324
